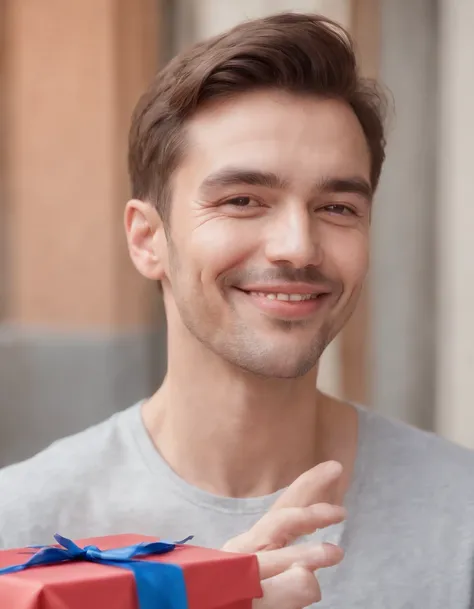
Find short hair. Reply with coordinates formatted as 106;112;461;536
128;12;387;222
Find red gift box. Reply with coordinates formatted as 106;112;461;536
0;534;263;609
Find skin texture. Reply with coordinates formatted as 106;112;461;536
125;89;373;607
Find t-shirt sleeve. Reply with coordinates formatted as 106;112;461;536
0;433;97;549
0;457;59;549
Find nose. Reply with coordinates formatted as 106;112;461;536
264;205;323;268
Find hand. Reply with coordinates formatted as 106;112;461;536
223;461;345;609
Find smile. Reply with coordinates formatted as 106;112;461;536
248;292;319;302
234;287;331;320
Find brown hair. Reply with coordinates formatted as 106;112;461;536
128;12;387;222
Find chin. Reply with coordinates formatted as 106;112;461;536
230;349;321;379
243;360;317;379
212;326;331;379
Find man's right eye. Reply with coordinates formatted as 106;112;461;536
225;196;253;207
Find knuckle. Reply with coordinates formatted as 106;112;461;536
263;504;340;548
310;502;346;521
267;507;306;525
254;508;307;548
272;507;307;530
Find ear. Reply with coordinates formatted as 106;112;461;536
124;199;168;281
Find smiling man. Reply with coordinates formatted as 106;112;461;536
2;12;474;609
154;90;369;379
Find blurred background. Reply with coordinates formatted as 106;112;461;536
1;0;473;467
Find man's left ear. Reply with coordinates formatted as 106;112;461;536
124;199;168;281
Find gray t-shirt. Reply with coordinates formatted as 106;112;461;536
1;402;474;608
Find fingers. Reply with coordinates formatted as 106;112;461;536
223;461;344;554
270;461;343;511
254;565;321;609
249;503;346;550
223;503;346;552
223;463;345;608
257;541;343;580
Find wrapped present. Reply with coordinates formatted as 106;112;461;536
0;533;262;609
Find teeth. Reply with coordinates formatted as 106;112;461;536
249;292;317;301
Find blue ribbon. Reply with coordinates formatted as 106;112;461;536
0;533;194;609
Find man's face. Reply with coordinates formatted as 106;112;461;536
162;90;372;378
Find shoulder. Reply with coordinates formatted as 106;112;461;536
351;406;474;590
0;404;140;549
356;404;474;504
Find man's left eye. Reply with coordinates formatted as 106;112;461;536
324;204;355;215
224;196;262;208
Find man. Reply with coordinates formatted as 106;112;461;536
1;12;474;609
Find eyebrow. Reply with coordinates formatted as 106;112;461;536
317;176;373;200
197;167;372;201
198;168;288;197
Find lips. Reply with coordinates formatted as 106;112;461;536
233;287;331;320
248;291;319;302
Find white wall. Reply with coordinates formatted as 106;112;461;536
192;0;350;39
436;0;474;448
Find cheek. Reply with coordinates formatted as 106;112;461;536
321;228;369;284
187;220;259;283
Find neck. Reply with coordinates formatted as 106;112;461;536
143;317;357;499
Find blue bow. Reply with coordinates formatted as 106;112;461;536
0;533;194;609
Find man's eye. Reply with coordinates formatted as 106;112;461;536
324;204;356;215
225;196;255;207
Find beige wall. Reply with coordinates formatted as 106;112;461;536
0;1;166;466
0;0;8;320
3;0;160;330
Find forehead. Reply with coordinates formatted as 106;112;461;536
177;90;371;190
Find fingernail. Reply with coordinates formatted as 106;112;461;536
321;542;344;558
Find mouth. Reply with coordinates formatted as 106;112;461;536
246;291;321;302
233;287;331;320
